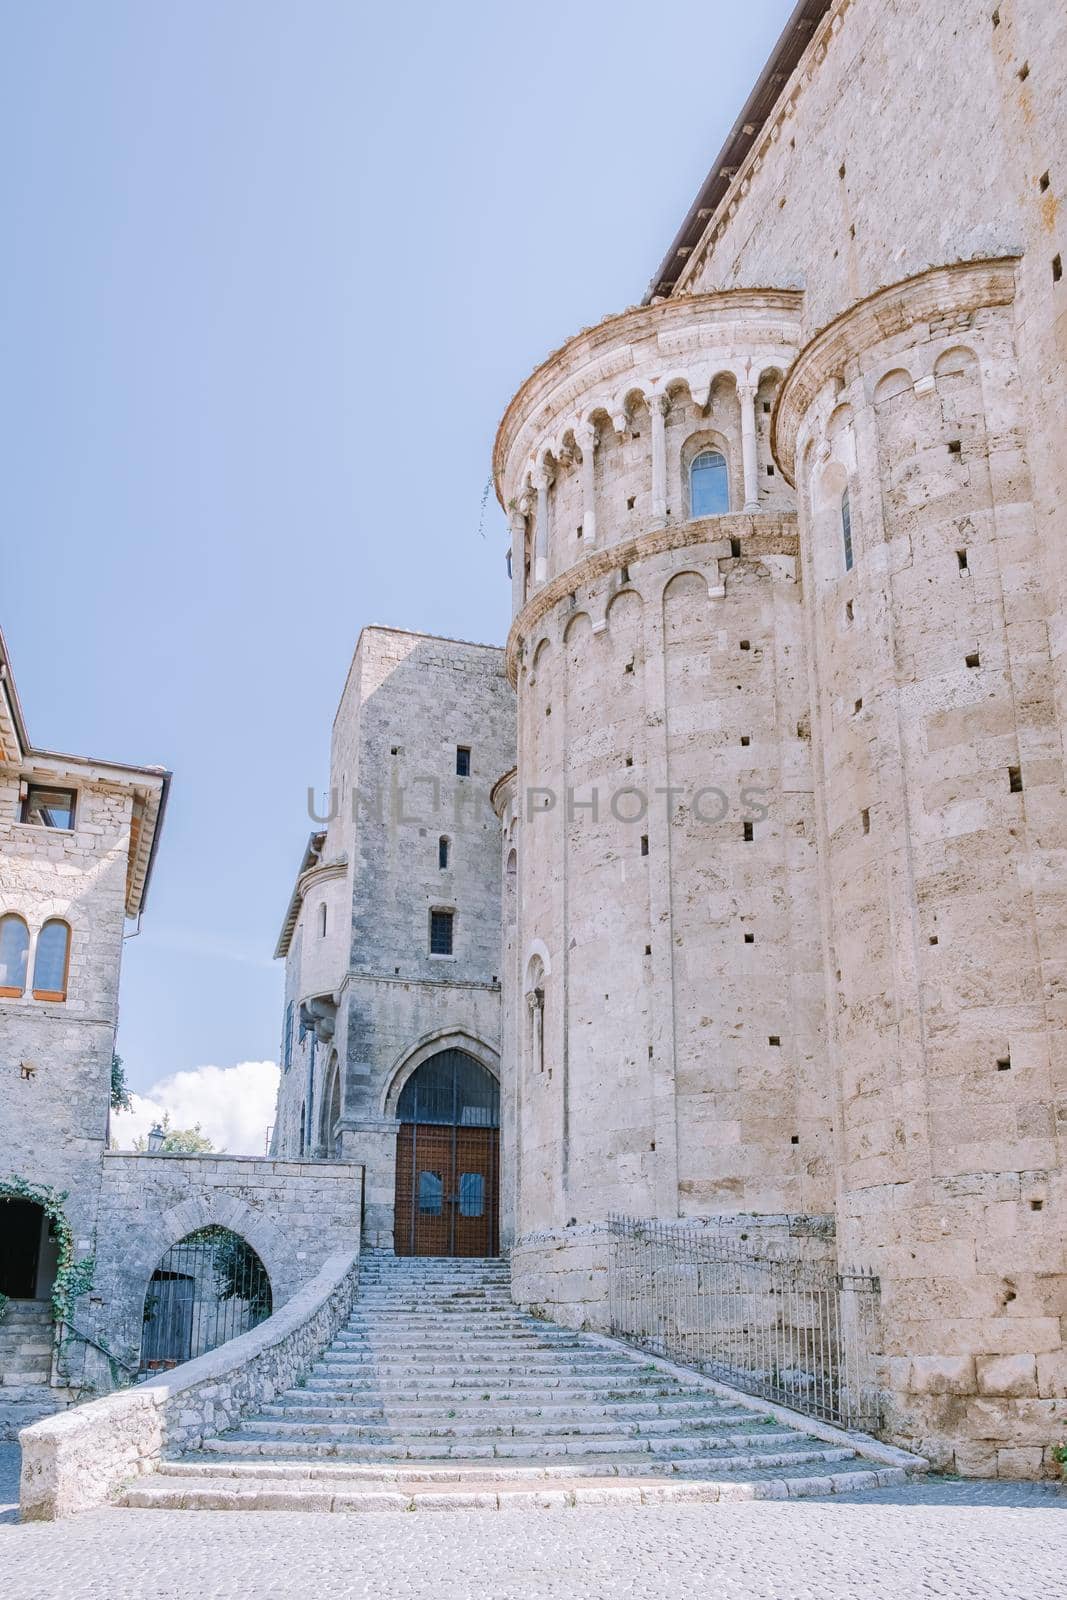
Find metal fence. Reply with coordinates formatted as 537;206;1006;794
607;1215;882;1432
140;1226;273;1373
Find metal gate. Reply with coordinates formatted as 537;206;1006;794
140;1226;272;1371
393;1049;500;1257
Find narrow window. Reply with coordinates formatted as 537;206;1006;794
576;524;583;539
430;909;454;956
743;820;754;842
957;549;969;572
730;537;741;557
620;565;630;583
318;903;327;938
845;600;854;623
1018;61;1029;81
1039;172;1050;192
690;450;729;517
1054;254;1063;284
1009;766;1023;793
32;919;71;1002
640;835;649;856
455;746;471;777
20;785;76;829
853;698;863;714
283;1000;294;1071
841;488;854;572
0;914;30;997
626;497;635;511
766;464;775;476
861;808;870;835
438;836;450;869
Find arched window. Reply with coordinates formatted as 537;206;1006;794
438;836;450;870
140;1227;272;1370
690;450;729;517
0;914;30;998
842;488;854;572
32;919;71;1002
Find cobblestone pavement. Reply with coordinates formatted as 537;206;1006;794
2;1445;1064;1599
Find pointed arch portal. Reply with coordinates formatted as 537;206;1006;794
393;1048;500;1257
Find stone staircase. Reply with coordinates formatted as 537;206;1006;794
0;1300;73;1439
124;1253;914;1513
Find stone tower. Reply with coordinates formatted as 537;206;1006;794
494;293;834;1316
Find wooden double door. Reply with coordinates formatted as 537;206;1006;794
394;1122;499;1257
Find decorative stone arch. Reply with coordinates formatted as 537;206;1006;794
318;1049;341;1154
678;427;734;519
872;365;916;406
563;609;592;648
127;1193;288;1314
933;343;981;380
660;567;719;610
381;1027;501;1121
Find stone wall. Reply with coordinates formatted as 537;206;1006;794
19;1249;359;1520
82;1153;363;1383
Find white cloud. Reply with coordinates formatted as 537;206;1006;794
111;1060;281;1156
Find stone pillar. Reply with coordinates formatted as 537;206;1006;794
739;382;760;512
576;422;598;546
650;393;669;527
532;467;550;586
509;506;527;611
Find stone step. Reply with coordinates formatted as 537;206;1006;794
197;1432;858;1463
300;1378;740;1402
268;1397;785;1425
235;1414;826;1445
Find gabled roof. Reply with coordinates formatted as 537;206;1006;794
0;625;171;918
644;0;832;303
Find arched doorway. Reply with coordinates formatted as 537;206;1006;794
140;1227;272;1371
0;1197;57;1300
393;1049;500;1257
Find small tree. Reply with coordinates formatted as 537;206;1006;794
133;1112;216;1154
110;1053;132;1112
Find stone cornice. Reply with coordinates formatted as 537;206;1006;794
771;258;1020;485
504;512;798;687
493;290;804;510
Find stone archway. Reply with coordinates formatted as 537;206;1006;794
391;1048;501;1258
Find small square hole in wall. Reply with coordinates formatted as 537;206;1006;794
644;944;652;956
390;746;399;756
769;1035;781;1047
568;592;577;608
545;704;551;717
394;966;400;975
621;565;630;583
740;735;751;747
576;524;583;539
1054;254;1063;284
625;755;633;767
845;599;854;623
996;1056;1011;1071
838;163;846;180
730;537;742;557
648;1045;654;1059
624;659;634;674
631;431;641;441
790;1134;799;1144
861;808;871;834
762;402;771;415
1009;765;1023;792
957;548;969;572
853;697;863;714
1030;1199;1043;1211
948;439;962;455
766;464;775;476
740;639;751;651
850;223;856;239
626;497;635;511
929;934;939;946
1040;171;1051;192
992;8;1000;24
640;835;649;856
1018;61;1030;81
743;820;754;842
744;931;755;944
966;651;981;669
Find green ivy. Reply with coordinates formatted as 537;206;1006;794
0;1176;95;1328
0;1291;8;1326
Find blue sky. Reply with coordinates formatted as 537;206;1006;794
1;1;794;1096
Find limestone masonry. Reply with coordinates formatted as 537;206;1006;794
4;0;1066;1488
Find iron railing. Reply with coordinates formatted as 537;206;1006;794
607;1215;881;1432
140;1226;272;1372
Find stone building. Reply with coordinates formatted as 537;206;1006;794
271;625;515;1251
491;0;1067;1477
0;629;362;1434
